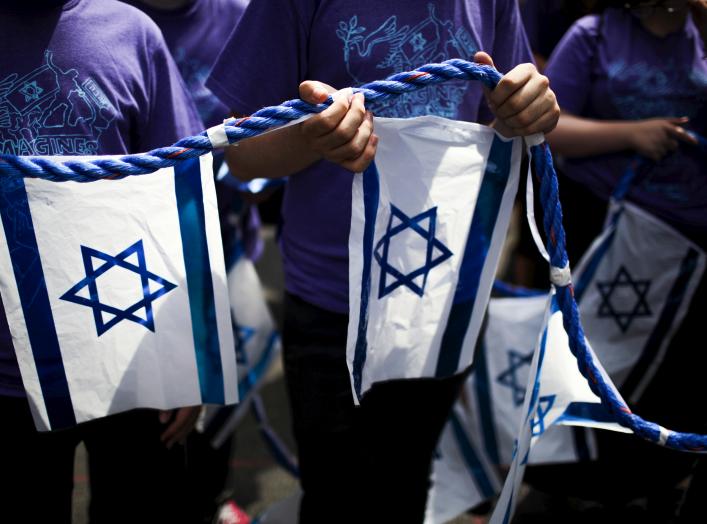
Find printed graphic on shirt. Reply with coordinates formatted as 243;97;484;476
606;59;707;123
0;51;117;156
606;59;707;203
336;3;478;118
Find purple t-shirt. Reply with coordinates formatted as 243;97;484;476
0;0;203;397
545;11;707;232
208;0;532;314
123;0;249;128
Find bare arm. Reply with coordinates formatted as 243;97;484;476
547;112;697;162
224;83;376;182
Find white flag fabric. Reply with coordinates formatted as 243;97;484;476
489;292;629;524
0;155;237;431
425;402;501;524
347;116;522;400
201;242;281;448
466;294;596;467
573;201;705;402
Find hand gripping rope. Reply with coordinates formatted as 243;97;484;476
1;58;705;452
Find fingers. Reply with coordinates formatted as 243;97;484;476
317;93;368;151
473;51;495;68
301;93;352;138
339;133;379;173
326;110;373;162
299;80;335;104
160;406;201;449
487;63;538;109
666;119;698;144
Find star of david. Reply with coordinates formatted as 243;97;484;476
234;324;255;365
410;32;427;52
530;395;556;437
496;349;534;407
19;81;43;102
596;265;652;333
374;204;453;299
60;240;177;337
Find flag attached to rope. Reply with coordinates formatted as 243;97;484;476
0;155;236;431
466;294;596;467
200;241;281;448
489;292;629;524
347;116;522;400
574;201;705;403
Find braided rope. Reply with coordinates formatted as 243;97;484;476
0;59;500;181
1;57;704;451
532;143;707;452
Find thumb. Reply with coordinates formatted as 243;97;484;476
473;51;496;69
299;80;335;104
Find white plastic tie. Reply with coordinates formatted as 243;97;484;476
550;263;572;288
658;426;671;446
524;132;545;147
206;123;229;149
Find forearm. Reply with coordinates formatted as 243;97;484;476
546;113;635;158
224;123;322;181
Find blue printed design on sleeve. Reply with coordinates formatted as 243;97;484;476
336;3;478;118
0;51;117;156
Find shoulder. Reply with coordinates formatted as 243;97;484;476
79;0;167;47
568;14;602;39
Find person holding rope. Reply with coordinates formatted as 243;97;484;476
206;1;559;521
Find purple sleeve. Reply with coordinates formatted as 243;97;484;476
138;28;204;151
544;16;600;116
478;0;535;123
206;0;313;115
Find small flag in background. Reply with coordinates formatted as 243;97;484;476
466;294;597;468
0;155;237;431
200;240;281;448
489;292;629;524
573;201;705;403
425;402;501;524
347;116;522;400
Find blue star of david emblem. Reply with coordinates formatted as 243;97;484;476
60;240;177;337
374;204;453;299
530;395;556;437
410;32;427;52
596;265;652;333
234;324;255;365
496;349;534;407
19;81;44;102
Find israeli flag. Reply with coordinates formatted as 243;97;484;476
574;201;705;402
489;292;629;524
201;241;281;448
348;116;522;399
0;155;237;431
425;402;501;524
467;294;596;467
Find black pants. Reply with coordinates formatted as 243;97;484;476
1;395;193;524
283;293;466;524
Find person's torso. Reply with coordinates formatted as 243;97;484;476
565;11;707;232
281;0;524;312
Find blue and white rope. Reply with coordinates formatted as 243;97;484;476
1;58;705;452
